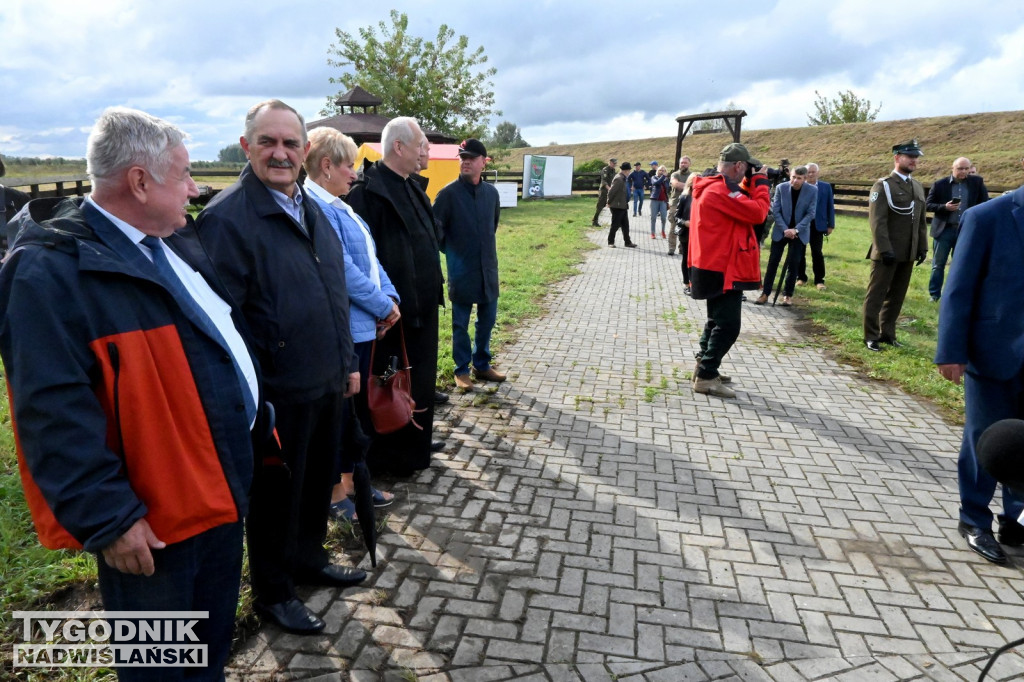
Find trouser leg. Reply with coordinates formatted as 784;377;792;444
879;260;914;341
959;371;1024;528
783;241;807;296
472;298;498;371
863;259;897;341
451;301;473;375
697;290;742;379
809;229;826;284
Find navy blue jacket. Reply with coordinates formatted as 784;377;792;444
809;181;835;233
0;198;260;551
936;186;1024;380
196;164;355;405
435;177;501;304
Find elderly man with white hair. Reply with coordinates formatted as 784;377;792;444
346;117;446;477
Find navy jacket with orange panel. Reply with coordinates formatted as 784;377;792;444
0;198;260;552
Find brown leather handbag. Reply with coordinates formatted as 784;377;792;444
367;321;423;434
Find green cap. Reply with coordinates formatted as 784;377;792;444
719;142;760;168
892;139;923;157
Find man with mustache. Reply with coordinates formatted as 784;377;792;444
196;99;365;635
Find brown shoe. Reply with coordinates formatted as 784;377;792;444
796;279;807;287
816;283;827;291
473;367;507;383
693;376;736;399
754;294;768;305
781;296;793;306
455;373;474;390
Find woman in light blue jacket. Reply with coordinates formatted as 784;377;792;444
304;127;401;520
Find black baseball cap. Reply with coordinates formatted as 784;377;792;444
458;138;488;158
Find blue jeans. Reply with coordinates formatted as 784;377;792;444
96;521;244;681
631;189;644;215
649;200;667;234
452;299;498;375
928;228;958;299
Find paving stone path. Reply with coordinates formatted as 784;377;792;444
228;223;1024;681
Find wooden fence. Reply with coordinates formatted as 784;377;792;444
9;173;1012;218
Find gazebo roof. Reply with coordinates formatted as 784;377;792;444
335;85;382;108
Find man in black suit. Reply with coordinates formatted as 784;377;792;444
925;157;989;301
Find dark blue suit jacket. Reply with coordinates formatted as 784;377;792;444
925;174;989;239
809;181;835;233
935;186;1024;381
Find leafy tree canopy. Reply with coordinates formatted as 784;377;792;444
323;10;499;141
217;143;247;164
486;121;529;149
807;90;881;125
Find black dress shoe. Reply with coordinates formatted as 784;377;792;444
865;340;882;352
880;338;903;348
998;517;1024;546
434;391;450;404
431;439;445;452
294;564;368;588
623;242;637;248
255;598;325;634
959;522;1007;564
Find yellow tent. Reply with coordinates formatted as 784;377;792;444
355;143;462;202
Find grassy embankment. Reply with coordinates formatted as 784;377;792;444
499;109;1024;189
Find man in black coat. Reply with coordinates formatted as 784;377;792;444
925;156;989;301
346;117;445;476
197;99;365;635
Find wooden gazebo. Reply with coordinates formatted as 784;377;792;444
306;86;453;145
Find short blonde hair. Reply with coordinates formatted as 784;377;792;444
304;127;358;179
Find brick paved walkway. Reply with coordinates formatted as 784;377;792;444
228;224;1024;681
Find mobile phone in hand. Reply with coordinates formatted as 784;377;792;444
950;197;961;205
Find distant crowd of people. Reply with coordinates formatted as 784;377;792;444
594;138;1024;571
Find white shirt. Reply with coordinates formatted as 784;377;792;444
86;198;259;424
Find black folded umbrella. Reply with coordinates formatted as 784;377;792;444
344;398;377;567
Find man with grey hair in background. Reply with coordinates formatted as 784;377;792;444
0;107;265;677
667;156;692;255
198;99;365;635
346;116;446;477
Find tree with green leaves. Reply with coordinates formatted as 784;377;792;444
217;143;246;164
487;121;529;149
807;90;881;125
323;10;499;141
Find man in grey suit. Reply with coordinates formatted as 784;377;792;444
925;157;989;301
756;166;817;306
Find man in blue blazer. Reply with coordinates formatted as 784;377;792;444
756;166;817;305
936;185;1024;564
795;163;835;290
925;157;989;301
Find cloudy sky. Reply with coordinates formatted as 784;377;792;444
3;0;1023;161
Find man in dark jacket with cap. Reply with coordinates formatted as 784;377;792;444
435;139;505;391
607;162;637;247
689;143;771;398
863;140;928;352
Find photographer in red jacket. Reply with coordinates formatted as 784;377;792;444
688;143;771;398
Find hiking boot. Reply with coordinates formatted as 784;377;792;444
693;376;736;399
455;373;474;390
473;367;507;383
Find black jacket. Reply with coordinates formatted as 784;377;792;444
345;161;443;327
195;164;354;405
926;174;989;239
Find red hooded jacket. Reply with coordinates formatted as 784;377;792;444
688;172;770;299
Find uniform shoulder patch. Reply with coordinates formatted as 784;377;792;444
870;191;878;202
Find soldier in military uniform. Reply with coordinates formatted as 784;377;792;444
863;140;928;351
592;157;618;227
